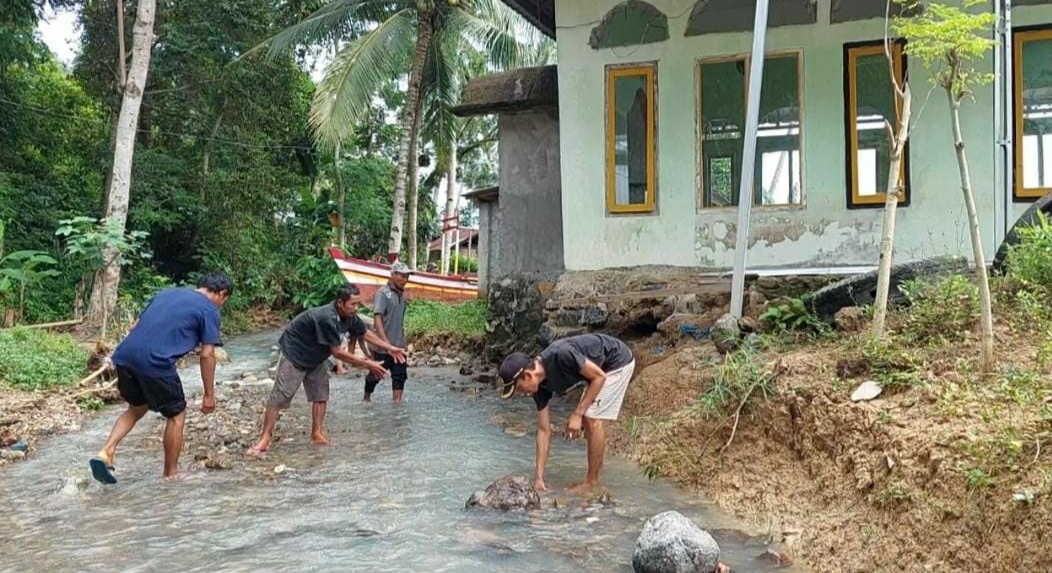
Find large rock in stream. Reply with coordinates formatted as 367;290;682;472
632;511;720;573
465;474;540;511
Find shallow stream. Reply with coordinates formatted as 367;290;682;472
0;331;798;572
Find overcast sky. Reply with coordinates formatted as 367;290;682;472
34;5;330;81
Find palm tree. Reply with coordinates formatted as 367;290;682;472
253;0;538;266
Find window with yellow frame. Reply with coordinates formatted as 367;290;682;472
844;40;910;208
606;64;656;214
1013;27;1052;201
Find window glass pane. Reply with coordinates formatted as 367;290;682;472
700;60;745;207
757;55;801;205
854;51;897;198
612;72;651;207
1021;36;1052;191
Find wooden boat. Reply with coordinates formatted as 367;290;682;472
328;247;479;304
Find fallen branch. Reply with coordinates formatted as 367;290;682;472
18;319;84;330
65;365;115;399
718;378;766;457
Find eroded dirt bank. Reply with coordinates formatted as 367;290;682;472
604;332;1052;573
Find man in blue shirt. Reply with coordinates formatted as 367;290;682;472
89;273;232;484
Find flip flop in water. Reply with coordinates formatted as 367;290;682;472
89;457;117;485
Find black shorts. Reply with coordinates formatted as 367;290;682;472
116;365;187;418
364;353;408;392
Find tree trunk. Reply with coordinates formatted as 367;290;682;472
386;12;434;263
116;0;127;91
86;0;156;335
871;83;913;340
406;92;425;270
948;92;995;372
441;146;458;275
334;139;346;249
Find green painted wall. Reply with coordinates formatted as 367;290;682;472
553;0;1052;271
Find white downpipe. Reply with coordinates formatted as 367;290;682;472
1003;0;1016;239
994;0;1007;246
729;0;771;318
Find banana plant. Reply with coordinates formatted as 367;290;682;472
0;221;60;323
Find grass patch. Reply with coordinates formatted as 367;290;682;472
404;299;487;339
0;326;87;391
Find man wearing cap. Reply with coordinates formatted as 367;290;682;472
499;333;636;494
363;261;411;403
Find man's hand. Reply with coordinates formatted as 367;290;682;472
565;413;583;441
365;360;389;379
388;347;407;364
201;394;216;414
534;477;549;493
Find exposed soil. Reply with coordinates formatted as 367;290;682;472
606;320;1052;573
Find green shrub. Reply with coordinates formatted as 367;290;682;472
760;296;826;334
899;274;978;344
1005;211;1052;295
405;299;487;339
0;327;87;390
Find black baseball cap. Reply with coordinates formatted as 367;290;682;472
498;352;533;399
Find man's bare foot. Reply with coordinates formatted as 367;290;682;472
714;563;732;573
94;450;114;466
246;443;270;457
565;481;596;495
311;434;331;446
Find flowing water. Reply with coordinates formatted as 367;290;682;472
0;331;799;572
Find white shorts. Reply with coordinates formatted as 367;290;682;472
584;360;636;421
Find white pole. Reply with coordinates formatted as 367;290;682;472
993;0;1006;245
729;0;771;318
1003;0;1015;239
454;227;461;275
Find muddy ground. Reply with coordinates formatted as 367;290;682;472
605;326;1052;573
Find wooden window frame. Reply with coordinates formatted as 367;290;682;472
1013;26;1052;202
844;40;911;209
606;63;657;214
696;50;806;210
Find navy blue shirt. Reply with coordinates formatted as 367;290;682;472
112;288;223;377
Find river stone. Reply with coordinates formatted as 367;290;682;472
711;314;741;354
851;380;883;402
0;449;26;461
632;511;720;573
466;474;541;511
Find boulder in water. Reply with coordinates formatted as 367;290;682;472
632;511;720;573
466;474;541;511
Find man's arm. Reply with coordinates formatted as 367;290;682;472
362;329;406;363
535;405;552;492
331;344;388;379
198;344;217;414
566;359;607;439
373;313;389;344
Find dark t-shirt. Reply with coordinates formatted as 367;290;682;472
532;333;633;411
112;288;223;377
279;303;367;371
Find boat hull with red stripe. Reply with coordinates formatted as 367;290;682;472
328;248;479;303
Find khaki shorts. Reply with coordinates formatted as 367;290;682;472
584;360;636;421
267;353;330;409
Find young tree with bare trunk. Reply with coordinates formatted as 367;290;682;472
893;0;997;371
871;2;915;340
86;0;156;336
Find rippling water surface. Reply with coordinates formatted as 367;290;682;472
0;331;797;572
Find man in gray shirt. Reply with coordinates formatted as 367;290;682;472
364;262;410;403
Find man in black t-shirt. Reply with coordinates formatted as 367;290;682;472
498;333;636;494
248;286;406;455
